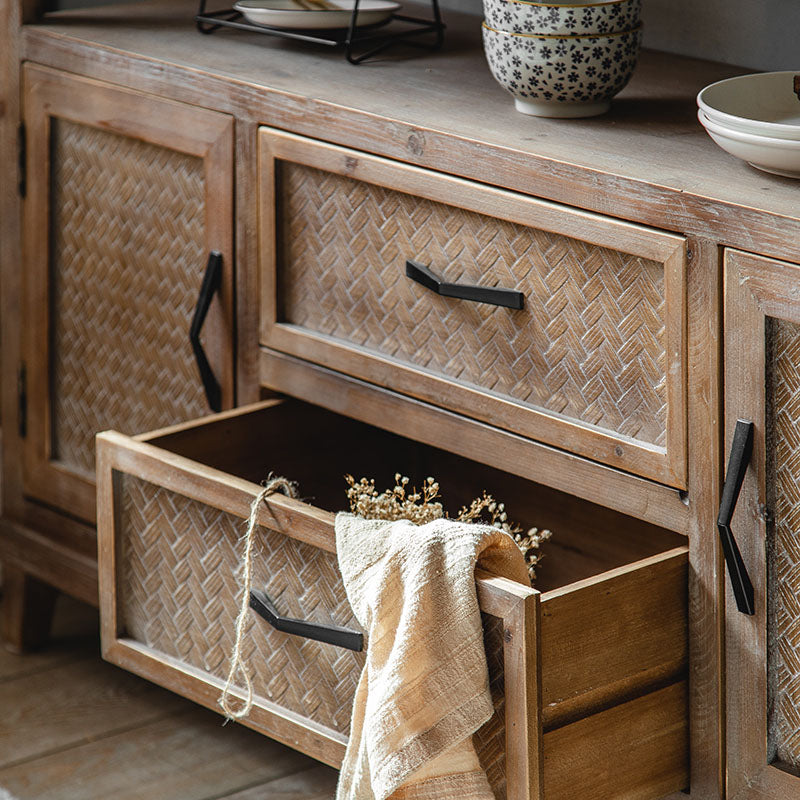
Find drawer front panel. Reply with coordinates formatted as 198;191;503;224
260;130;687;487
116;474;363;737
280;162;667;446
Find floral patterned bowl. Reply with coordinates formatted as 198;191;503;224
482;22;642;118
483;0;641;37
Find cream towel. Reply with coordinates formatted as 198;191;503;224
335;512;530;800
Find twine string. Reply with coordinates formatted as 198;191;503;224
218;475;298;721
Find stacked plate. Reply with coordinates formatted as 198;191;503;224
481;0;643;118
234;0;400;30
697;72;800;179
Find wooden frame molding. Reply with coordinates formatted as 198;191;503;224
259;349;690;533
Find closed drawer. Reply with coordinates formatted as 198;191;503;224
258;130;688;488
98;400;688;800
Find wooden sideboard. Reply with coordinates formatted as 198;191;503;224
2;1;800;797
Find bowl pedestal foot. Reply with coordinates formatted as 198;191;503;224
514;97;611;118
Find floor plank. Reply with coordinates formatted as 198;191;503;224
0;656;189;768
0;707;320;800
217;764;338;800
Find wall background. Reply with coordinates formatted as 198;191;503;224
441;0;799;71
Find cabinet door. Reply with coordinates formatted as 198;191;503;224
21;64;234;524
725;249;800;798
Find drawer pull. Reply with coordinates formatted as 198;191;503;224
249;588;364;651
405;259;524;310
189;251;223;413
717;419;755;616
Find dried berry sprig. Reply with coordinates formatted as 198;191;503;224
344;474;552;581
345;473;444;524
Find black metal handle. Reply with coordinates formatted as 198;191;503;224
189;251;222;413
405;259;524;310
249;588;364;652
717;419;755;615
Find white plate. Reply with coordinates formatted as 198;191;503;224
697;72;800;141
698;110;800;179
234;0;400;29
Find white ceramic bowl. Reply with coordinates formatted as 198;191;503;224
483;0;640;37
698;72;800;141
698;110;800;179
482;22;642;117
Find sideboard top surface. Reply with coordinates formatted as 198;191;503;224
23;0;800;257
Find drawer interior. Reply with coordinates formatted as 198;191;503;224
143;398;685;593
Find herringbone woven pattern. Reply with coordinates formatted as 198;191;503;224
767;318;800;767
49;119;210;477
279;163;667;447
117;475;365;735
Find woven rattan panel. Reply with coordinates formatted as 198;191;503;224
766;318;800;768
117;475;365;735
278;163;667;447
49;119;209;478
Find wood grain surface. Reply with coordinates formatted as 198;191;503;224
3;3;787;799
20;63;235;525
0;657;188;768
683;237;725;800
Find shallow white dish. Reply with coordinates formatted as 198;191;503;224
697;72;800;141
234;0;400;29
698;109;800;179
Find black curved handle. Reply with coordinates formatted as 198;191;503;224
406;260;524;310
249;588;364;652
717;419;755;615
189;251;222;413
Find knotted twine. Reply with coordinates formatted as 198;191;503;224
218;475;298;721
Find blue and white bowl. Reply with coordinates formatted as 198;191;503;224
482;22;642;117
483;0;641;37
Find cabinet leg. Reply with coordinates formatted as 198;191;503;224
1;564;59;653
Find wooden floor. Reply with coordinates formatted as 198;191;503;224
0;591;338;800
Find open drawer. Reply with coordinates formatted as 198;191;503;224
97;399;689;800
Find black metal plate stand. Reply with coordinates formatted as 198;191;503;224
195;0;444;64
